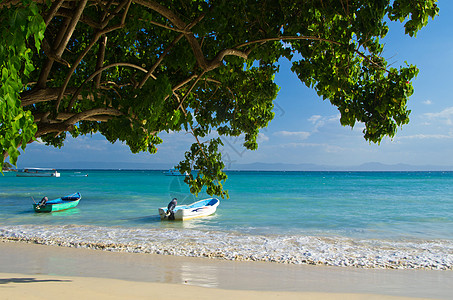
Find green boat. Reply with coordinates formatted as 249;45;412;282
33;192;81;213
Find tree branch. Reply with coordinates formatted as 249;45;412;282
134;0;208;70
95;35;108;88
35;123;74;138
176;71;206;111
66;62;149;110
172;74;198;92
20;87;78;107
138;33;184;88
33;112;115;123
140;18;190;34
34;107;123;138
43;0;65;25
94;0;116;88
56;0;132;112
235;35;388;72
206;49;249;71
37;17;71;88
235;35;342;49
63;107;123;125
55;7;103;29
132;0;185;28
54;0;88;58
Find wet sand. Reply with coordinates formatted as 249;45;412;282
1;241;452;299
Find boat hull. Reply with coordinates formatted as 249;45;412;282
164;168;188;176
159;198;219;221
33;192;81;213
17;168;60;177
17;172;60;177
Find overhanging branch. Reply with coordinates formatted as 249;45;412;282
20;88;77;107
66;62;150;110
56;0;132;112
34;107;123;138
63;107;123;125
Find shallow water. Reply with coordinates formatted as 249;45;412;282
1;170;453;269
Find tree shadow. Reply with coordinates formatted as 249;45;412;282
0;277;72;284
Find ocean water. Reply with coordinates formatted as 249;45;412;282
1;170;452;269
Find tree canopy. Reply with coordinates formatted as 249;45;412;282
0;0;438;197
2;161;14;170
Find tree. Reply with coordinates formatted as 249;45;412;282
2;161;14;171
0;0;439;197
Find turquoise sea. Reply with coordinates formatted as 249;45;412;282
1;170;452;269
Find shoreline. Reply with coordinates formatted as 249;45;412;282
1;240;452;299
1;224;452;270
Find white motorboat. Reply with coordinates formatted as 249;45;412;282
16;168;60;177
158;198;220;221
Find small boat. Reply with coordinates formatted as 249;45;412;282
17;168;60;177
33;192;81;212
158;198;220;221
163;168;188;176
70;173;88;177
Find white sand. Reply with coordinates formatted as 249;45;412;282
0;272;427;300
1;241;451;299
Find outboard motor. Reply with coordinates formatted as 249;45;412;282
38;196;48;207
166;198;177;220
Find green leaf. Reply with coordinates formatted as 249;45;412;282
0;0;437;197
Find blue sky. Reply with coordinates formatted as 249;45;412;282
18;2;453;169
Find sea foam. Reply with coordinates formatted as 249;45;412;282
1;224;452;270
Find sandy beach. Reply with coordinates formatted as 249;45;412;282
1;240;452;299
0;272;429;300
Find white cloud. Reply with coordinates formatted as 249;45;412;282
274;131;311;140
308;114;340;132
424;107;453;125
67;136;111;151
257;133;269;142
327;114;341;122
351;122;366;132
396;133;453;140
308;115;322;124
423;99;432;105
35;138;45;145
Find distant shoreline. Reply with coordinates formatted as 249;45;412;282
9;168;453;172
12;160;453;172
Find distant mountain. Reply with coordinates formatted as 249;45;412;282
16;161;453;171
228;162;329;171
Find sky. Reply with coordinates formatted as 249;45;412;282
17;2;453;170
